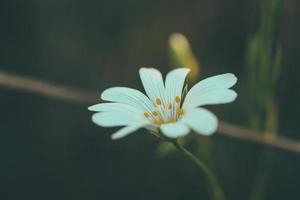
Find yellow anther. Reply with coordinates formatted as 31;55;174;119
153;119;163;126
176;108;184;115
167;118;175;123
175;96;181;103
156;98;162;105
152;111;158;116
144;112;149;118
167;103;172;110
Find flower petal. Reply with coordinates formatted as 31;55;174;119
160;122;190;138
101;87;154;112
183;89;237;111
88;103;143;114
92;111;148;127
139;68;166;104
181;108;218;135
191;73;237;90
165;68;190;103
183;73;237;109
111;125;144;140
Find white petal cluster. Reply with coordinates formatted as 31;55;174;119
89;68;237;139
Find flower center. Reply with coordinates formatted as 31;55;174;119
143;95;184;126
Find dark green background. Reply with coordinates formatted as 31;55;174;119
1;0;300;199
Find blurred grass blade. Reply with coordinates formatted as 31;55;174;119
245;0;284;199
246;0;283;126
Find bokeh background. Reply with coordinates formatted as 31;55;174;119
1;0;300;200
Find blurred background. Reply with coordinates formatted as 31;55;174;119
0;0;300;199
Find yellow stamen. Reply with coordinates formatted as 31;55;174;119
156;98;162;105
175;96;181;103
152;111;158;116
153;119;163;126
176;108;184;115
167;103;172;110
167;118;175;123
144;112;149;118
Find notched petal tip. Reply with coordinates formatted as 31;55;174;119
222;73;238;88
229;73;238;85
232;89;238;98
226;89;238;103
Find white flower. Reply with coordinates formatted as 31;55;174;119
89;68;237;140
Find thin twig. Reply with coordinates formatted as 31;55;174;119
1;70;300;154
0;70;98;104
218;122;300;154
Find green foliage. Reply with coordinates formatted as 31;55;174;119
245;0;283;131
245;0;283;200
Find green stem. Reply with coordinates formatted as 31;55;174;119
171;140;226;200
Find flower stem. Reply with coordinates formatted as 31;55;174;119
171;140;225;200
